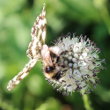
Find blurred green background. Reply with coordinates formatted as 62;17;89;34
0;0;110;110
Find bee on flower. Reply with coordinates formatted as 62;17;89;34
7;4;104;95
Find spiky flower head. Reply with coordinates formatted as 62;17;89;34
46;35;104;95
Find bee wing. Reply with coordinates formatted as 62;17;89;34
7;4;47;91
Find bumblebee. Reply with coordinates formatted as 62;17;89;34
41;45;63;80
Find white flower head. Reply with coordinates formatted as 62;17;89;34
45;35;104;95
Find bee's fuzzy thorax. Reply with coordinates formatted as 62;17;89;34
46;35;104;95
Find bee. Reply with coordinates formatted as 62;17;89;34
41;44;62;80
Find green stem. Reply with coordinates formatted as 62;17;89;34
82;94;94;110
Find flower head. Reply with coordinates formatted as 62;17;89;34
46;35;104;95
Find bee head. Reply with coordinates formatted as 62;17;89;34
45;66;55;73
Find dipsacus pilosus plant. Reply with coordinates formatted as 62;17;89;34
7;4;104;95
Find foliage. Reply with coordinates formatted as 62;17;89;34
0;0;110;110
